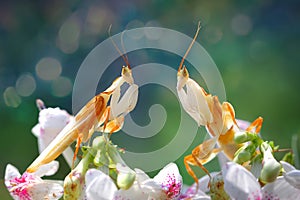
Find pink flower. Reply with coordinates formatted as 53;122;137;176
5;161;63;200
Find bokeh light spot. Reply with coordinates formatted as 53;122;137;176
231;14;253;36
57;16;81;54
145;20;163;40
15;73;36;97
3;87;22;108
126;20;145;40
204;26;223;44
51;76;73;97
36;57;62;81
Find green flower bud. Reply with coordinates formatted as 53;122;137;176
233;144;256;164
260;142;282;183
260;158;281;183
234;150;251;164
117;170;136;190
234;131;256;143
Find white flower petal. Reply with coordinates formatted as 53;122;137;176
28;181;63;200
222;162;262;200
262;176;300;199
236;119;250;131
153;163;183;199
5;164;21;187
32;124;41;137
284;170;300;189
198;172;219;193
134;168;150;183
117;163;134;174
114;182;149;200
154;163;181;183
85;169;117;200
180;183;211;200
33;106;73;152
34;161;59;177
280;161;296;172
140;179;165;198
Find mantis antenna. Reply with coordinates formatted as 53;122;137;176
108;25;131;68
178;21;201;71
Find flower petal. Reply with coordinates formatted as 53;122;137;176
27;181;63;200
236;119;250;131
114;182;150;200
153;163;183;199
262;176;300;199
280;161;296;172
198;172;219;193
134;168;150;183
222;162;262;200
5;164;21;187
284;170;300;189
34;161;59;177
85;169;117;200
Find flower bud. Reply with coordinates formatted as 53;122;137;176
116;163;136;190
260;142;281;183
233;144;256;164
117;171;136;190
234;131;256;144
233;150;251;164
260;158;281;183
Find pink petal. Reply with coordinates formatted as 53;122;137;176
262;176;300;199
153;163;183;199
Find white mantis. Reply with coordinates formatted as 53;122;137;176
27;34;138;173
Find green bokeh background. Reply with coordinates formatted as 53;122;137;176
1;0;300;198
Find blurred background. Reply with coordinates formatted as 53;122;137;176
1;0;300;198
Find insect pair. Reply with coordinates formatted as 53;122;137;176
27;24;263;194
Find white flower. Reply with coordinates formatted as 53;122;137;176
84;163;183;200
281;161;300;189
5;161;63;200
222;162;300;200
32;99;74;167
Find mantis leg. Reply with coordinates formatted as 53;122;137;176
246;117;263;134
73;135;82;169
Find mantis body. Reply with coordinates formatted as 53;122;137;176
27;61;138;173
176;23;263;185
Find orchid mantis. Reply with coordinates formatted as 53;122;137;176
27;40;138;173
176;23;263;186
